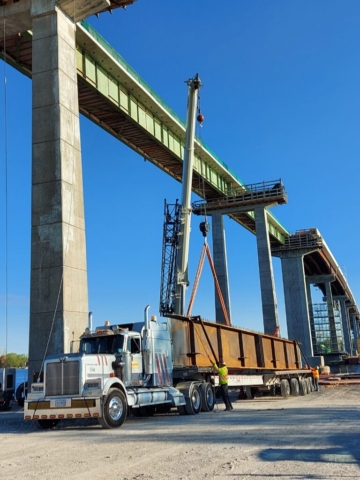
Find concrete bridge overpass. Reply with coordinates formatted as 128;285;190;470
0;1;358;376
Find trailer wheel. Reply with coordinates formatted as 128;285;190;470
307;377;314;392
290;378;299;396
99;388;127;429
37;419;60;429
184;383;201;415
200;383;215;412
299;378;307;396
245;386;254;399
280;379;290;398
269;385;276;397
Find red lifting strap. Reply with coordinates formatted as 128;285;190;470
186;242;231;326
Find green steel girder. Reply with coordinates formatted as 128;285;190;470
76;21;288;244
0;20;288;244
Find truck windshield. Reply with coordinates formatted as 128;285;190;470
80;334;124;355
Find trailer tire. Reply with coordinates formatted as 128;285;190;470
37;419;59;429
184;383;201;415
307;377;314;392
290;378;300;396
299;378;307;396
200;383;215;412
269;385;276;397
99;388;127;429
245;386;254;399
280;379;290;398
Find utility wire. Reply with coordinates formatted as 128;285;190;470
2;4;9;367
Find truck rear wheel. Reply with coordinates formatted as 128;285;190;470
290;378;299;396
184;383;201;415
37;419;59;429
280;379;290;398
200;383;215;412
99;388;127;429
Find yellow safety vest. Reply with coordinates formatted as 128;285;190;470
213;364;228;385
311;368;319;379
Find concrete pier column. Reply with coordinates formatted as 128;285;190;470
28;2;88;383
324;280;339;352
279;254;313;358
212;214;232;325
351;314;359;354
306;281;314;343
334;296;351;354
254;206;279;335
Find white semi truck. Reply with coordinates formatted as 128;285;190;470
24;306;314;429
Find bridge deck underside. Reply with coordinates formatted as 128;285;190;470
1;32;261;240
305;251;343;297
77;79;258;234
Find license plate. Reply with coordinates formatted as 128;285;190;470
54;399;66;408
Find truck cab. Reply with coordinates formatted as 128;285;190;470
24;310;186;429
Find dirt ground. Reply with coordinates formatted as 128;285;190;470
0;385;359;480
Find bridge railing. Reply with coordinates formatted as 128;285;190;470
192;179;287;214
272;228;323;252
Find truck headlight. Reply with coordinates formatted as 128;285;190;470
31;383;44;393
84;379;101;390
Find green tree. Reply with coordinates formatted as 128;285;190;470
0;353;28;368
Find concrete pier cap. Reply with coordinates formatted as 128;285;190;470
0;0;111;37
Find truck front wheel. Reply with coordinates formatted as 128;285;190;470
99;388;127;429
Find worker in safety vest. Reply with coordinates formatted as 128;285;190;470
213;361;233;411
311;366;320;391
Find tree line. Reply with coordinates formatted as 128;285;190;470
0;353;28;368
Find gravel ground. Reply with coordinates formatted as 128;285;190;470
1;385;359;480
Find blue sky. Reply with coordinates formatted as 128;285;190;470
1;0;360;354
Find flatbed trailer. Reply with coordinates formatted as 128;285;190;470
170;314;314;397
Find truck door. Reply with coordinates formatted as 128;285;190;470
129;335;143;382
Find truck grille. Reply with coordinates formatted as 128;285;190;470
45;360;80;396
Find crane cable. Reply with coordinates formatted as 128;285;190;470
2;5;9;368
195;91;207;221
